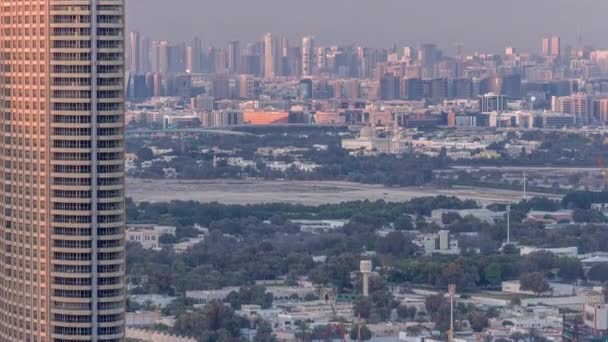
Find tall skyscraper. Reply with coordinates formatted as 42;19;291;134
550;36;561;57
151;40;161;73
542;37;551;56
140;36;151;73
186;46;194;73
130;31;141;73
302;36;315;77
188;37;202;73
0;0;126;341
228;40;240;73
264;33;276;79
158;41;169;73
542;36;561;57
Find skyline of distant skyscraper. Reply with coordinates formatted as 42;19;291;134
140;36;152;73
264;33;276;79
302;36;314;77
551;36;561;57
158;41;170;73
228;40;241;73
543;35;561;57
130;31;141;73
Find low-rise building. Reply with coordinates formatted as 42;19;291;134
431;208;504;225
416;230;460;256
126;224;177;250
173;234;206;254
290;219;349;234
502;280;575;297
520;246;578;258
525;210;574;224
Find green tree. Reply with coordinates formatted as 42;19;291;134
136;147;155;162
469;311;489;332
589;264;608;282
557;258;583;281
394;215;414;230
254;320;276;342
349;324;372;341
483;263;502;285
519;273;550;296
294;320;312;342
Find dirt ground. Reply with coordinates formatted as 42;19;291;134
126;178;560;205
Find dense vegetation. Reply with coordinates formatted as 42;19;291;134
127;126;446;186
126;193;608;296
126;192;608;340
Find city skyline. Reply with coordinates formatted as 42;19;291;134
126;0;607;53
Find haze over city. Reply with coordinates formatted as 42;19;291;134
127;0;607;52
4;0;608;341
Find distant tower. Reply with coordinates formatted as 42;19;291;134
228;40;241;72
360;260;372;297
302;36;315;77
130;31;141;73
264;33;275;79
550;36;561;57
542;37;551;56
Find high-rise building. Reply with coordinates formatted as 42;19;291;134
151;40;161;73
302;36;314;77
228;40;240;73
187;37;202;73
264;33;275;79
403;46;416;63
158;41;169;73
542;37;551;56
130;31;141;73
238;74;256;99
542;36;561;57
299;79;313;100
0;0;126;341
550;36;561;57
379;74;400;100
140;36;151;73
277;36;288;77
479;93;508;113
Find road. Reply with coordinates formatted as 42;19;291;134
126;178;561;205
452;165;600;172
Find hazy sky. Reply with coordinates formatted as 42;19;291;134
126;0;607;53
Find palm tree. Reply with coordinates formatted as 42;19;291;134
294;319;312;342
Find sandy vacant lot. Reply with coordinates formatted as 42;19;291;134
126;179;560;205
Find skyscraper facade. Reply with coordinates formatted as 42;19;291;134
129;31;141;73
542;37;551;56
0;0;126;341
264;33;275;79
550;36;561;57
227;40;240;73
188;37;202;73
302;36;314;77
140;36;151;73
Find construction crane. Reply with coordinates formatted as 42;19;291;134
597;156;608;190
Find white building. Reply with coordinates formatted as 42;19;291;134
431;208;504;225
416;230;460;256
173;234;206;254
126;224;177;250
584;304;608;332
502;280;574;297
290;219;349;234
519;246;578;258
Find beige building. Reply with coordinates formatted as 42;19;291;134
0;0;126;341
126;225;177;250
